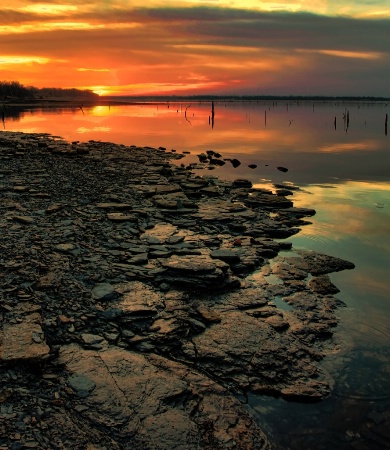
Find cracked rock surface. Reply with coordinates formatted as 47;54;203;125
0;131;355;449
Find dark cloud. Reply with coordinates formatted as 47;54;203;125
140;7;390;53
0;9;40;24
1;4;389;96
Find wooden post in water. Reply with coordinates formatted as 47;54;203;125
265;110;267;128
334;116;337;130
211;101;215;129
386;113;388;136
1;100;5;129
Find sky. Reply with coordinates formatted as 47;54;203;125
1;1;389;97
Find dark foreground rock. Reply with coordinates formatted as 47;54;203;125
0;131;355;449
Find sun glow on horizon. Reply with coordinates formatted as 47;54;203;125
1;0;389;97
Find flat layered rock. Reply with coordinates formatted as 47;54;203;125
12;215;35;224
112;281;164;316
59;344;270;449
183;310;330;400
107;213;138;222
0;313;50;364
135;184;182;196
91;283;117;301
245;193;293;209
296;250;355;275
0;131;356;449
95;202;133;210
162;256;218;274
210;249;240;263
159;255;239;290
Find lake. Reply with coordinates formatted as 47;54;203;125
3;99;390;448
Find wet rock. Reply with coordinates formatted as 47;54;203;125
272;261;308;281
46;203;64;213
283;207;316;217
0;313;50;364
264;314;289;330
280;382;327;401
308;275;340;294
68;373;96;398
230;158;241;168
196;306;222;323
54;243;77;253
277;166;288;172
183;310;330;400
166;235;185;245
209;158;225;166
95;202;133;210
245;192;293;209
159;255;239;290
210;249;240;263
232;179;252;188
127;253;148;265
112;281;164;317
296;250;355;275
59;344;270;449
200;186;224;196
81;334;107;350
98;308;123;321
0;131;356;449
91;283;117;301
107;213;138;222
162;256;218;274
12;215;35;225
276;188;293;196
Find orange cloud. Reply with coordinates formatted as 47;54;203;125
0;4;389;96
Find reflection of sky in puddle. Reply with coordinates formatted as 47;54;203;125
263;273;284;285
271;295;294;312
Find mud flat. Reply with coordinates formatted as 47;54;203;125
0;131;355;449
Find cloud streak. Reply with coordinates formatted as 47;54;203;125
0;2;389;96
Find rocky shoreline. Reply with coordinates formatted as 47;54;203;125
0;131;355;449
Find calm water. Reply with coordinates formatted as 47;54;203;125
3;100;390;448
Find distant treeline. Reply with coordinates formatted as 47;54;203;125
0;81;99;101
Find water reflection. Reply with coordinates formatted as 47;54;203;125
3;100;390;449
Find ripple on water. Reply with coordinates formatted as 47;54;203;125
327;322;390;401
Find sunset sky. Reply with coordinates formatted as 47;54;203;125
1;1;389;97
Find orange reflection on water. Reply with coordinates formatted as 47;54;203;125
4;102;389;179
319;140;380;153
